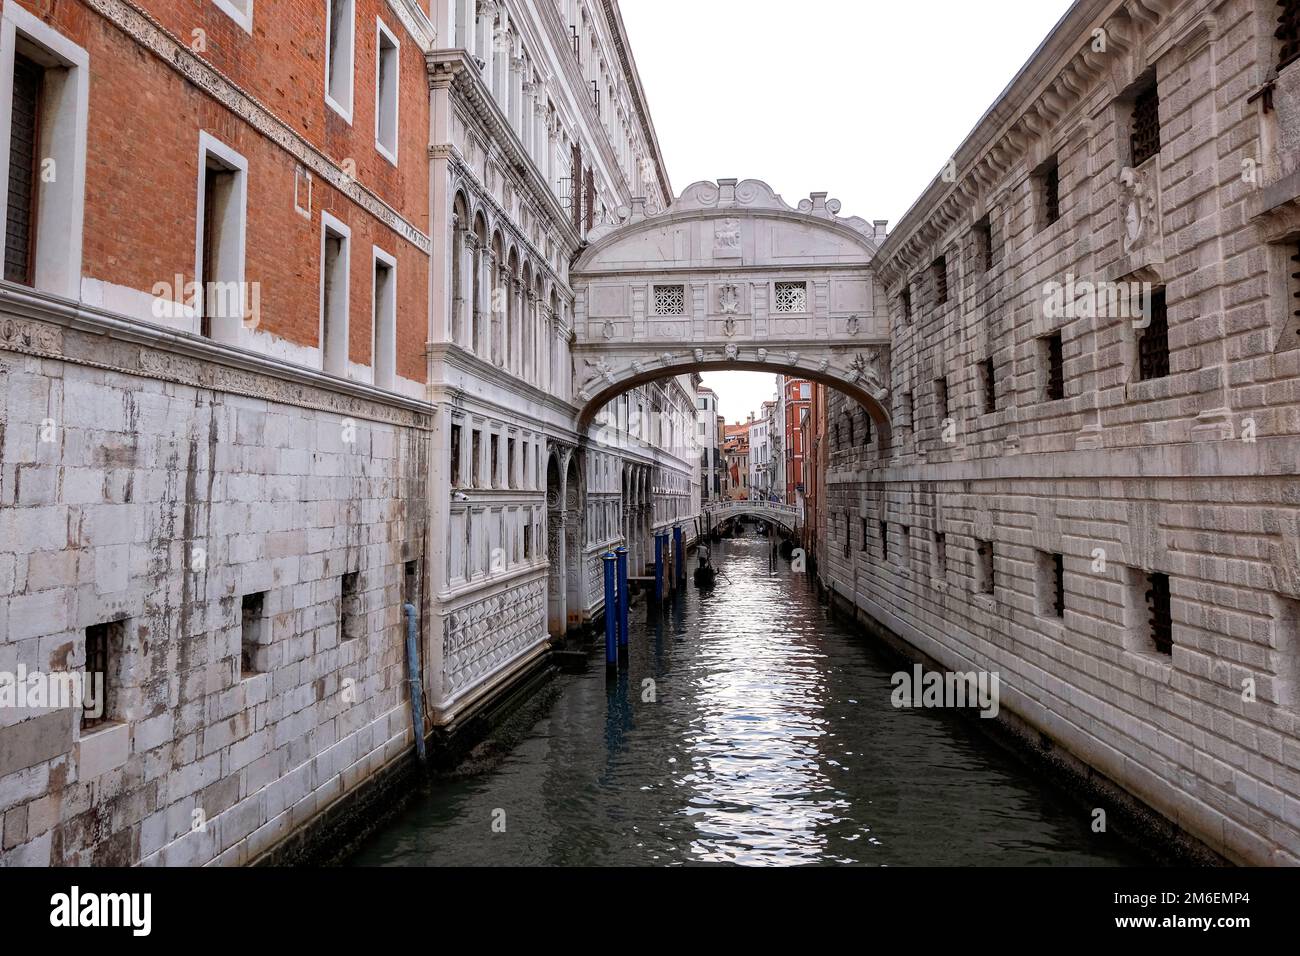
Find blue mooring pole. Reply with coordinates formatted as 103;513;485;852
603;552;617;669
673;525;684;584
616;547;629;653
654;533;664;603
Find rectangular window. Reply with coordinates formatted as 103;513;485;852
880;521;889;561
508;437;517;489
524;522;533;560
1038;155;1061;228
934;531;947;577
900;525;911;568
321;214;351;375
490;434;501;487
450;424;462;487
843;512;851;558
1274;597;1300;710
4;55;40;286
472;429;482;487
653;284;686;315
1043;332;1065;401
0;13;88;299
1145;571;1173;655
374;19;400;162
340;572;362;642
1038;551;1065;618
774;281;808;313
981;357;997;414
935;376;949;421
904;391;915;430
213;0;254;32
82;620;123;732
975;539;995;595
1138;287;1170;381
326;0;356;122
1278;0;1300;71
860;518;869;553
372;248;396;388
932;256;948;305
196;134;248;342
1130;80;1161;166
974;216;993;272
240;592;267;677
900;285;912;323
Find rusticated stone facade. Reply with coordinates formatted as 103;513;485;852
817;0;1300;864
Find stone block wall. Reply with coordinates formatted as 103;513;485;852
818;0;1300;864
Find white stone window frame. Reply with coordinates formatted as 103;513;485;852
374;16;400;166
212;0;254;34
371;244;397;389
195;131;249;345
325;0;356;125
320;211;352;377
0;1;90;301
652;283;685;316
772;280;809;315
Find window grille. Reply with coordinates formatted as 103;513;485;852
653;285;685;315
880;522;889;561
982;357;996;414
901;285;912;322
975;217;993;272
933;255;948;305
1042;157;1061;226
1045;333;1065;401
1052;554;1065;618
1146;572;1173;655
4;55;40;285
1138;288;1170;381
774;282;807;313
83;623;110;732
1130;83;1161;166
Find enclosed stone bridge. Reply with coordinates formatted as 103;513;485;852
569;179;893;438
704;501;800;535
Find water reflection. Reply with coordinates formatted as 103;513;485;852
350;537;1152;867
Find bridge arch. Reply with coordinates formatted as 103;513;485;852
569;178;893;439
704;502;801;536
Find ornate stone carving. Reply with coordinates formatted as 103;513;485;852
0;317;63;356
757;348;768;363
1119;165;1157;255
724;344;739;362
715;218;742;255
694;348;705;363
718;283;740;314
442;580;546;698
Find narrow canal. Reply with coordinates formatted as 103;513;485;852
349;535;1154;866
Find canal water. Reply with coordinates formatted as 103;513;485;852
349;536;1153;866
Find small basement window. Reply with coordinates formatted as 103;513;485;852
340;572;362;642
240;592;267;677
1145;571;1173;655
975;539;995;595
81;620;124;732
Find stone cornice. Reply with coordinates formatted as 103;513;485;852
598;0;673;202
86;0;433;256
382;0;438;50
875;0;1186;287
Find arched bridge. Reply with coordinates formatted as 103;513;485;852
704;501;800;535
569;179;892;439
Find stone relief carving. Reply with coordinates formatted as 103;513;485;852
694;348;705;363
715;219;742;254
724;344;739;362
846;314;860;335
757;349;768;363
847;347;888;392
1119;166;1157;255
786;351;800;366
723;317;738;338
718;283;741;314
0;317;63;356
601;320;614;340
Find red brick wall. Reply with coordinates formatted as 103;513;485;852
15;0;431;382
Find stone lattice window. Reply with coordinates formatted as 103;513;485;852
1138;288;1170;381
1130;82;1161;166
1279;0;1300;71
774;281;807;313
653;284;685;315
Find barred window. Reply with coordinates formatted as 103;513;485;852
82;623;112;732
901;285;913;323
976;539;995;594
1043;332;1065;401
1039;155;1061;227
974;216;994;272
1039;552;1065;618
981;357;997;414
935;376;949;420
1279;0;1300;71
880;521;889;560
1130;82;1161;167
774;281;807;313
1138;288;1170;381
932;255;948;305
1145;572;1173;655
4;55;40;286
652;284;685;315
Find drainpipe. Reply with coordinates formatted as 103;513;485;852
403;603;427;765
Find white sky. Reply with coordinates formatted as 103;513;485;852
618;0;1075;424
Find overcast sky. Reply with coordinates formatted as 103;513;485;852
618;0;1075;423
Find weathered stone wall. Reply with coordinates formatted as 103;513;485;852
820;0;1300;864
0;314;431;866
